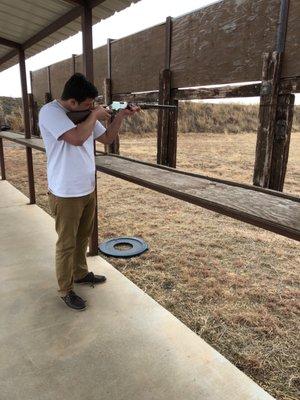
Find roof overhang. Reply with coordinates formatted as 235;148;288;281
0;0;140;73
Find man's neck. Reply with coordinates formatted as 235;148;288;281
57;99;71;111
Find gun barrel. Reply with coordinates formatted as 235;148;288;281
136;103;177;110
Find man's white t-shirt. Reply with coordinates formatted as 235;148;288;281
39;100;106;197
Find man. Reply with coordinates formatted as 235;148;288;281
39;73;139;311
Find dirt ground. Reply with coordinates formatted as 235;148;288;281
2;132;300;400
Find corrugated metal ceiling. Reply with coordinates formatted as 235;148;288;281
0;0;140;73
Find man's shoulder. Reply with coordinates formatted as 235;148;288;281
39;100;68;124
40;100;59;113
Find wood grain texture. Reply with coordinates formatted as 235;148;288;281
95;154;300;241
50;58;74;99
171;0;281;88
111;24;165;93
31;68;48;104
0;131;299;240
74;54;83;73
269;93;295;191
254;52;282;188
94;45;108;96
282;0;300;77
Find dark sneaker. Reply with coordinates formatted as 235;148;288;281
74;271;106;287
61;290;87;311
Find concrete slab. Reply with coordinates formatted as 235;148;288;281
0;181;275;400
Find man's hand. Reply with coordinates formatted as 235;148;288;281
91;106;111;121
118;104;141;118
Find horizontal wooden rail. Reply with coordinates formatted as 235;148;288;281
1;131;299;242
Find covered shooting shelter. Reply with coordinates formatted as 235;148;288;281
0;1;298;399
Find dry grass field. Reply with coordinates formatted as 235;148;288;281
2;131;300;400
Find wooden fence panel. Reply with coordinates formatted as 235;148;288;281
111;24;165;94
74;54;83;73
50;58;74;99
171;0;281;88
282;0;300;78
94;45;107;95
31;68;48;104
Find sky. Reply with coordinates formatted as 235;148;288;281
0;0;298;104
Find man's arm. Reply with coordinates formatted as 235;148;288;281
96;114;123;145
60;107;111;146
96;106;140;145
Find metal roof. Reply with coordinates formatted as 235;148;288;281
0;0;140;73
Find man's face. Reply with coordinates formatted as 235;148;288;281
66;97;94;111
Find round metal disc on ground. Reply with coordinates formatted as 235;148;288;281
98;237;148;258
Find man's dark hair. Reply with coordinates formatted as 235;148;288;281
61;73;98;103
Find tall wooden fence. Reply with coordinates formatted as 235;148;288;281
30;0;300;191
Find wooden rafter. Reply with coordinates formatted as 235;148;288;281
0;0;106;67
0;36;21;49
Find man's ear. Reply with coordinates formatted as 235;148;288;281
69;99;78;108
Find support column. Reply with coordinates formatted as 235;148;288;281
157;16;178;168
157;69;171;165
253;0;291;190
28;93;38;136
19;48;36;204
253;51;282;187
0;138;6;180
105;38;119;154
72;54;76;74
269;93;295;191
81;4;98;256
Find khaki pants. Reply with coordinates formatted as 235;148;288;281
48;191;96;296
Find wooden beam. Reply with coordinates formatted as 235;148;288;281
173;83;261;100
94;154;300;242
19;48;36;204
1;131;299;241
256;0;291;191
81;4;99;256
165;16;172;70
0;36;21;49
253;52;282;188
105;38;120;155
276;0;290;53
0;0;106;67
269;93;295;191
81;5;94;81
0;138;6;180
157;69;171;165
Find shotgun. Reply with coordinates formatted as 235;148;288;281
66;101;177;124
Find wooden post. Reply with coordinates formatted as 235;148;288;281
157;16;178;167
47;66;51;95
0;138;6;180
253;52;282;187
157;69;171;165
45;92;52;103
157;73;178;168
268;0;293;191
28;93;38;136
19;48;36;204
81;3;98;256
269;93;295;191
253;0;291;190
72;54;76;74
105;38;119;154
168;98;178;168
